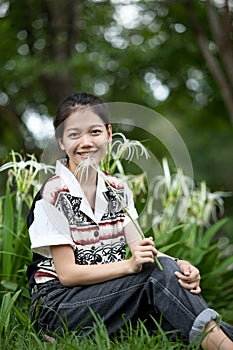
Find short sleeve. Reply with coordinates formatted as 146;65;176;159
29;199;75;258
123;182;138;227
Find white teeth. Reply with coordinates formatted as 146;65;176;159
77;150;97;156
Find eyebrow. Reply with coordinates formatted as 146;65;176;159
66;124;105;132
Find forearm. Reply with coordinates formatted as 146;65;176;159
53;252;132;287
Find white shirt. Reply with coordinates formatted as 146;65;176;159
29;159;139;282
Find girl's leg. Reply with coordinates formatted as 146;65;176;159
201;321;233;350
147;257;233;345
30;256;233;345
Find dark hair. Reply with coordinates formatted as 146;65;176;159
54;92;109;138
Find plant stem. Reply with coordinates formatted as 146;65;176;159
103;174;163;271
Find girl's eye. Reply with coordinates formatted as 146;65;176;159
69;132;79;138
91;129;102;135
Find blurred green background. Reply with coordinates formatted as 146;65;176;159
0;0;232;233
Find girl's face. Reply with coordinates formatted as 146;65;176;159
58;109;112;174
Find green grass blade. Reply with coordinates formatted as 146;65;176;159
1;183;14;278
0;290;21;335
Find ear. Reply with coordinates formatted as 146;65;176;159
107;124;112;143
58;137;65;151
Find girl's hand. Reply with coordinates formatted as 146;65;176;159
175;260;201;294
128;237;158;273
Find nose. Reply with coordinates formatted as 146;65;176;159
79;132;93;147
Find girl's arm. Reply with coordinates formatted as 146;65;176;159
51;244;131;286
51;239;155;286
51;220;200;292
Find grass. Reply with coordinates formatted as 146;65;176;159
0;315;200;350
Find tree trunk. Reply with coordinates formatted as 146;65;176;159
40;0;82;106
186;0;233;124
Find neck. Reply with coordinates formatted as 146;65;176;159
75;165;98;187
75;166;98;212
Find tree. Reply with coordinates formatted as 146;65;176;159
0;0;232;199
184;0;233;123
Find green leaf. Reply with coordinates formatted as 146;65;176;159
0;290;21;335
158;241;181;254
1;280;18;292
13;305;31;328
200;218;229;248
1;183;14;278
209;255;233;277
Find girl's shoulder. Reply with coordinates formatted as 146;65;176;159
41;174;69;205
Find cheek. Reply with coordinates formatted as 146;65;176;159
99;144;109;160
99;138;109;151
61;139;79;154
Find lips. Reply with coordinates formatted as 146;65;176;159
76;149;98;157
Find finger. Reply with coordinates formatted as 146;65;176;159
139;251;154;259
190;286;201;294
178;279;199;290
175;271;200;283
181;262;191;276
134;249;155;260
134;256;155;265
148;237;158;254
140;238;155;247
137;246;157;255
137;246;158;257
175;262;199;274
175;271;185;279
175;271;194;281
187;271;201;283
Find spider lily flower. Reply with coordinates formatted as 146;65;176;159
112;132;149;159
187;183;231;227
153;159;194;200
0;151;55;175
103;133;150;174
151;159;194;229
117;173;147;200
0;150;55;198
151;158;231;230
73;157;99;183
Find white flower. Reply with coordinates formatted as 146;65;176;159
152;159;194;201
111;132;150;161
0;151;55;200
0;152;55;176
73;157;99;182
151;158;231;230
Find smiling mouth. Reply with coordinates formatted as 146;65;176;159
77;150;97;157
